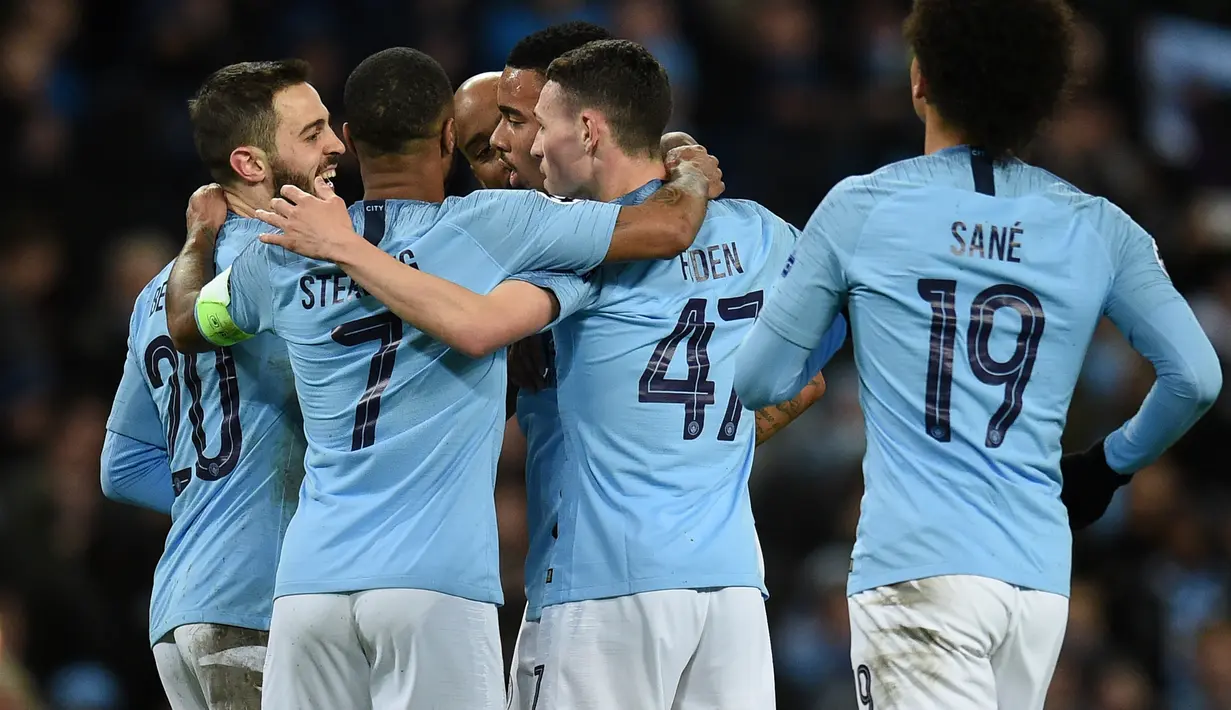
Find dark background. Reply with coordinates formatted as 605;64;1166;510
2;0;1231;707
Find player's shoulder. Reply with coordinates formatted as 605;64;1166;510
216;214;270;270
706;198;799;241
128;261;176;333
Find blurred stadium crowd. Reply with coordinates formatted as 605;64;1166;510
1;0;1231;707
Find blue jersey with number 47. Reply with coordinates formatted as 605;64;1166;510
210;192;620;602
740;146;1221;598
107;214;304;646
532;182;846;606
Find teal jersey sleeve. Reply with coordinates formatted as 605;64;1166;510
508;270;601;330
736;178;869;408
451;190;621;275
107;331;169;447
1095;200;1222;472
100;429;174;514
196;241;278;345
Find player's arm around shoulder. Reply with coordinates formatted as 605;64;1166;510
167;184;228;352
603;144;725;262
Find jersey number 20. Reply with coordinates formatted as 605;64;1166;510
918;278;1045;448
144;335;243;495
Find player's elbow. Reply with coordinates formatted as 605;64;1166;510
99;448;123;503
654;211;698;259
1189;353;1223;412
167;311;211;353
454;336;500;359
734;368;778;412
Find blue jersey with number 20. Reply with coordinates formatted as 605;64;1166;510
209;192;620;602
108;214;304;645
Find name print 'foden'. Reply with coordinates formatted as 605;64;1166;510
679;241;745;282
949;221;1024;263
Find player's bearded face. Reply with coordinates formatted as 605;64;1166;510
270;83;344;197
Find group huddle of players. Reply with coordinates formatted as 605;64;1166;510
101;2;1223;710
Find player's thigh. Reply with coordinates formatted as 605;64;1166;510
353;588;504;710
672;587;774;710
261;594;370;710
848;575;1014;710
153;637;209;710
537;590;705;710
991;589;1068;710
173;623;267;710
508;608;545;710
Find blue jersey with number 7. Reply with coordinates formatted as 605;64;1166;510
107;214;305;645
527;182;846;606
740;145;1219;598
210;192;621;601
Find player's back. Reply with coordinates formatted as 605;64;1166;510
836;146;1126;597
246;192;619;603
547;184;796;604
130;215;304;645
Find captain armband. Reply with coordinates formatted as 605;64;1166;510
195;266;255;347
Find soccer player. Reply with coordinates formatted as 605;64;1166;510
733;1;1223;708
163;47;722;710
265;39;846;709
454;72;512;190
490;21;612;192
101;59;340;709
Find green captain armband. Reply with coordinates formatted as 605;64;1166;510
196;267;255;347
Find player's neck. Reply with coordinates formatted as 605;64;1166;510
593;152;668;203
222;185;272;219
922;111;967;156
358;153;447;204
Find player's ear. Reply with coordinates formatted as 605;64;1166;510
579;111;598;156
910;56;927;103
440;117;457;158
229;146;266;185
342;123;357;157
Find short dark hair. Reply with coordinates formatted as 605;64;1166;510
505;21;613;74
546;40;672;158
344;47;454;156
188;60;311;184
904;0;1075;159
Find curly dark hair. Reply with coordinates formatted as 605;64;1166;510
505;21;613;74
546;40;672;157
904;0;1076;159
188;60;311;184
343;47;454;156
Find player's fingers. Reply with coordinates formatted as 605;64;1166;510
279;183;313;204
314;175;336;200
268;198;296;219
258;232;289;247
255;209;288;230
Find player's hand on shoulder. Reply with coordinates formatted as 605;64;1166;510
659;131;697;153
508;334;550;393
665;143;724;200
256;177;355;262
186;183;228;242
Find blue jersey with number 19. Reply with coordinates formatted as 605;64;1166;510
738;145;1222;598
534;182;847;606
107;214;304;646
209;191;620;602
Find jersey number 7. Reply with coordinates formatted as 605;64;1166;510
918;278;1045;448
639;290;763;441
332;312;404;451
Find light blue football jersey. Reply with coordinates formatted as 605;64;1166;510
740;145;1221;598
213;191;620;602
537;182;846;606
106;214;304;646
515;335;564;622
